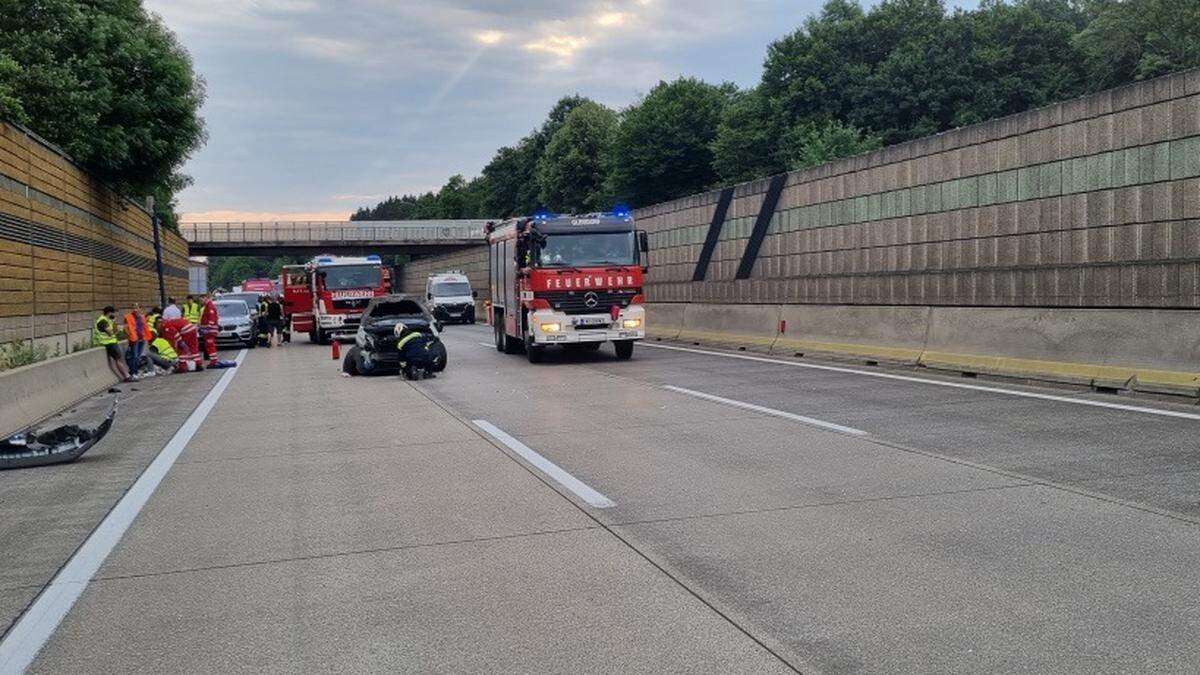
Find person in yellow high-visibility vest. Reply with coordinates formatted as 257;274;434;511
146;318;180;373
183;295;202;324
94;306;130;382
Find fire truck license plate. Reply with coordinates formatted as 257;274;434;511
572;317;609;327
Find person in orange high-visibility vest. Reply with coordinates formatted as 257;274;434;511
123;303;153;376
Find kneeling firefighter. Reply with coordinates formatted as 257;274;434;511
394;322;446;380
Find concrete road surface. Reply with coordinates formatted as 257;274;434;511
3;325;1199;673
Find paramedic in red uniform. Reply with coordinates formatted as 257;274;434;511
199;292;220;364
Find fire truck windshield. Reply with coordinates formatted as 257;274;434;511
536;232;636;267
318;265;380;289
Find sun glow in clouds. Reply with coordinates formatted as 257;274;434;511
474;30;504;45
524;34;589;59
595;12;627;26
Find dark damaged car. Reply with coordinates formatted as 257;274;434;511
343;295;447;376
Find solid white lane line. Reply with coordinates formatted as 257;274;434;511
477;342;495;348
0;349;248;674
473;420;616;509
645;343;1200;422
663;385;868;436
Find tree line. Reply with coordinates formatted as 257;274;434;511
0;0;206;229
353;0;1200;222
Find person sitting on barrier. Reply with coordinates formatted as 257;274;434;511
394;322;440;380
94;306;131;383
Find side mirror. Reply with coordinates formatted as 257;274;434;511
638;230;649;253
435;320;444;333
426;292;432;300
472;290;478;299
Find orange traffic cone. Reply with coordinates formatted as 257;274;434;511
331;339;340;360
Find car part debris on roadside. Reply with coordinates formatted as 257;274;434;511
0;399;118;470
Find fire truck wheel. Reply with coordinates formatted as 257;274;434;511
614;340;635;360
525;341;544;362
525;335;545;363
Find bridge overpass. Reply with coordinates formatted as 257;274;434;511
179;220;489;257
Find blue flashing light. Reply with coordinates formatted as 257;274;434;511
532;209;555;220
611;203;631;219
365;254;381;262
316;256;335;264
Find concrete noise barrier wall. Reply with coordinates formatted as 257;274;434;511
647;302;1200;397
0;348;118;439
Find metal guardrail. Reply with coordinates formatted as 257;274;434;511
179;220;489;244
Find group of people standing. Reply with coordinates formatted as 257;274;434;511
256;296;286;348
92;294;221;383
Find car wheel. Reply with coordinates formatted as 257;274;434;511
342;346;360;376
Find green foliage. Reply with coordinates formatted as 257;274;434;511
781;120;882;170
712;87;789;183
71;338;94;354
1076;0;1200;87
607;78;735;207
207;256;301;291
536;101;618;213
0;0;205;223
0;340;54;371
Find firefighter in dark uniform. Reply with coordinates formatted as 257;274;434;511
256;297;271;347
394;322;445;380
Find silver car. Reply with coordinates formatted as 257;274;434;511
215;300;256;349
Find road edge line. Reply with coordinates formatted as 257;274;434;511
472;420;616;509
0;349;248;674
663;385;868;436
644;342;1200;422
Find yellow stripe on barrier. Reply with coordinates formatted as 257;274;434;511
772;337;924;364
675;328;778;347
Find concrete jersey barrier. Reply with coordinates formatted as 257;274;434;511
0;348;118;439
677;303;781;353
772;305;931;366
649;301;1200;398
920;307;1200;396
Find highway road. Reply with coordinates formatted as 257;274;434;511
3;324;1199;673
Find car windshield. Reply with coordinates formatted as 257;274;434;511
536;232;636;267
215;301;250;318
219;293;261;309
320;265;380;289
431;282;471;296
369;300;426;319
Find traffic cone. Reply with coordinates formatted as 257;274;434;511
331;340;340;360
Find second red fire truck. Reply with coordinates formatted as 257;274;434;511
283;254;391;344
486;211;648;362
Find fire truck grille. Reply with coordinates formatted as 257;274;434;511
539;289;636;315
333;298;371;310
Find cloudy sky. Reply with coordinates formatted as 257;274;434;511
145;0;976;222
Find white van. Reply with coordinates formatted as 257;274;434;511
425;272;477;324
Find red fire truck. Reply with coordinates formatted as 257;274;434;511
487;211;648;362
282;254;391;344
